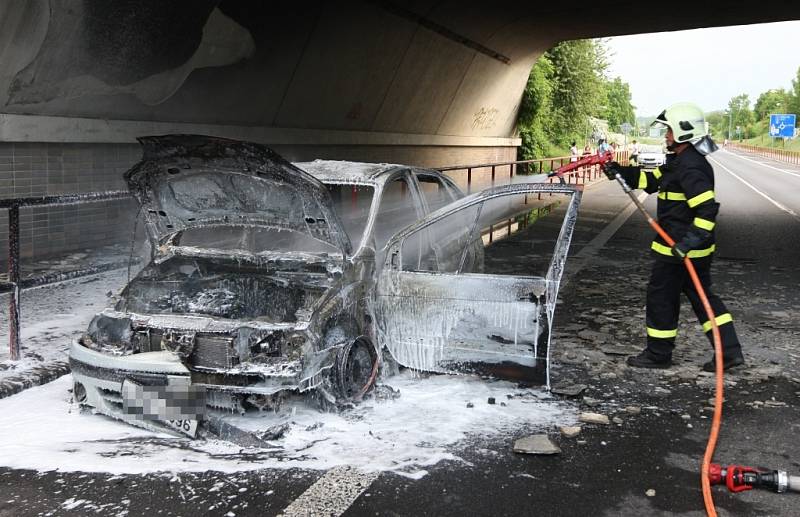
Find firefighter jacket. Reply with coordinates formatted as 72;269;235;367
616;145;719;263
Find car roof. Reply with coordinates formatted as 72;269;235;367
294;159;411;186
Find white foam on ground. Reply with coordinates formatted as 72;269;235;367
0;270;128;380
0;373;576;478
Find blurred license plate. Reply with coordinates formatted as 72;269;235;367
165;418;198;437
121;378;205;438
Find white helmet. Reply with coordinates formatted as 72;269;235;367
652;102;707;143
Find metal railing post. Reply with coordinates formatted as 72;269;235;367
8;205;20;361
1;190;132;361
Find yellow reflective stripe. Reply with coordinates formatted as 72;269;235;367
687;190;715;207
647;327;678;339
638;171;648;189
693;217;715;231
657;191;687;201
650;241;673;256
702;313;733;332
653;167;663;179
651;241;716;258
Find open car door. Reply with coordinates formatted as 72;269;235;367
375;183;582;388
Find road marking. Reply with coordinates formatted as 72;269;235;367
563;190;648;285
279;466;379;517
709;156;800;222
722;150;800;179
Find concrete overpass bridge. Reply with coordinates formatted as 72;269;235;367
2;0;799;258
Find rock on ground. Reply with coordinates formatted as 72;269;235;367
513;434;561;455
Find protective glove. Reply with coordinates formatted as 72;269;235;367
602;161;622;181
671;228;712;259
671;242;689;259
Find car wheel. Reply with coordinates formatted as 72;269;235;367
334;337;379;401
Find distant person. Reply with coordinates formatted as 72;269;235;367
569;141;579;162
597;138;611;155
630;139;640;165
601;102;745;372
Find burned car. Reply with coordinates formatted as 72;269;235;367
69;135;581;436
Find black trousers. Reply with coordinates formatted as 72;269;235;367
645;259;742;359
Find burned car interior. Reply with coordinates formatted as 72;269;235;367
69;135;582;438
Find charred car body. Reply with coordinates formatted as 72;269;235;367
69;135;581;436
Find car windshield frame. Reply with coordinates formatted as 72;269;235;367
322;179;382;260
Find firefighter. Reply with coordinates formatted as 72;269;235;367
603;102;745;371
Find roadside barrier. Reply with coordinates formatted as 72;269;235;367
437;151;628;193
1;192;131;360
728;142;800;165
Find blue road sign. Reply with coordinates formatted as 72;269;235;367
769;114;796;138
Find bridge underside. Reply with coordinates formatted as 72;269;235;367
1;0;798;258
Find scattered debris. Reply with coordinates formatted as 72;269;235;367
513;434;561;455
577;330;609;343
551;384;587;397
625;406;641;415
600;345;633;356
466;402;475;408
578;412;609;425
582;397;601;407
488;397;496;405
559;426;581;438
204;415;288;448
646;489;656;497
612;417;623;425
370;385;401;402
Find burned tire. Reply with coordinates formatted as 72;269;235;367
334;337;378;401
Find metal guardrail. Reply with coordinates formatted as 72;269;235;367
2;150;630;361
436;151;630;191
2;191;131;360
729;143;800;164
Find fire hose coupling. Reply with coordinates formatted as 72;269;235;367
709;464;800;494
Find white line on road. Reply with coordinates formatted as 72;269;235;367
709;156;800;222
279;466;379;517
722;149;800;179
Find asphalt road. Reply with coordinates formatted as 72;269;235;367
2;147;800;517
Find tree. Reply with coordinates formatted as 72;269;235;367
726;94;754;139
518;55;555;159
789;66;800;119
754;88;790;120
603;77;636;131
705;110;726;138
546;39;608;143
518;39;615;159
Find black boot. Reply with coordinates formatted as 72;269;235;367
626;349;672;369
702;351;745;372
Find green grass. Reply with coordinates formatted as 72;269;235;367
741;134;800;151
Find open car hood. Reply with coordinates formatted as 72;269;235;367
125;135;351;255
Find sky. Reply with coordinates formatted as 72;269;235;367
605;20;800;117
